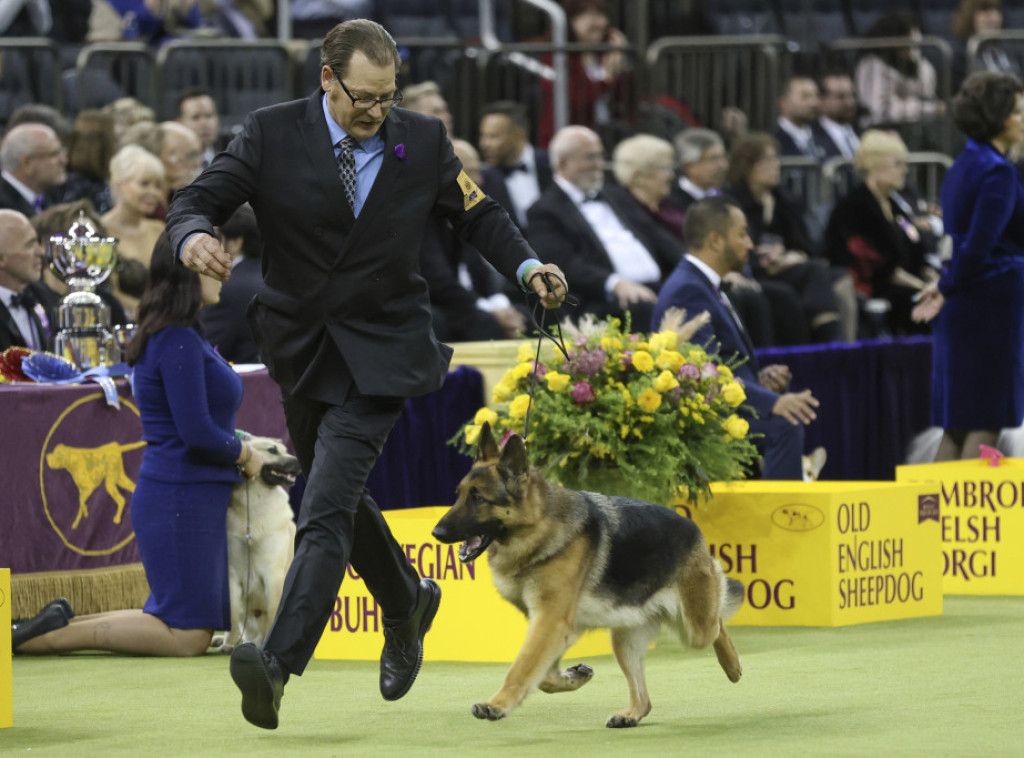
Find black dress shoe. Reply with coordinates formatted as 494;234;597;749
12;600;72;650
380;578;441;701
230;643;286;729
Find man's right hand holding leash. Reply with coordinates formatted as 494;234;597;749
182;231;233;281
526;264;569;309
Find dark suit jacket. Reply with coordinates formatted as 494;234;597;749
526;182;681;314
664;182;701;214
652;258;777;421
480;149;553;231
166;94;534;403
199;255;264;364
0;281;51;351
0;177;35;217
774;122;838;161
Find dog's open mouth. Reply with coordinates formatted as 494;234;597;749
259;467;298;488
459;534;495;563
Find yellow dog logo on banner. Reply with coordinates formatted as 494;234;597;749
46;441;146;529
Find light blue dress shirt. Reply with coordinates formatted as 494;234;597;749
322;94;384;218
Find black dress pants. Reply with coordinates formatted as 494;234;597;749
264;387;420;675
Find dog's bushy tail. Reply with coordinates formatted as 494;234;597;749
721;577;744;622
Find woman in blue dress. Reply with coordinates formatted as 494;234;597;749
913;72;1024;460
13;232;269;655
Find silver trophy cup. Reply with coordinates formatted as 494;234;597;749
47;211;119;369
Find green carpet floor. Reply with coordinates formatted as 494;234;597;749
2;595;1021;757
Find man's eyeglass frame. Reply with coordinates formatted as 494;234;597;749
333;71;403;111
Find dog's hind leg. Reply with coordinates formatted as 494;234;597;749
538;659;594;693
677;550;724;649
712;619;742;683
606;620;659;728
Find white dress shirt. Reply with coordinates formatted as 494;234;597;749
504;144;543;227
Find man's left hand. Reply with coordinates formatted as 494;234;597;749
527;263;569;309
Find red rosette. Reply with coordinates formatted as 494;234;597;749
1;346;35;382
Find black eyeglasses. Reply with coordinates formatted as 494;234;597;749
333;71;403;111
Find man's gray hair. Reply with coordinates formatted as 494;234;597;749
674;128;724;167
549;125;600;169
0;124;53;173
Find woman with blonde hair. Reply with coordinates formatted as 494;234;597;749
102;144;166;315
825;130;938;335
609;133;684;238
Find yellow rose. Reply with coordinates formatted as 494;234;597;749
517;342;535;362
638;387;662;413
721;381;746;407
657;350;684;372
492;378;516;403
657;330;678;350
600;336;623;351
512;362;533;379
508;393;532;419
545;371;570;391
648;333;668;354
654;370;679;393
463;424;481;445
632;350;654;372
718;365;733;379
473;407;499;427
723;414;749;439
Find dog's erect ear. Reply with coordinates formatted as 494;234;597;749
497;434;529;480
477;421;500;462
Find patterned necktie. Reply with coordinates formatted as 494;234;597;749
336;136;358;210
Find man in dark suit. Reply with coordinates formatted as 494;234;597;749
479;100;553;232
0;124;67;217
198;205;264;363
0;209;49;352
527;125;678;328
665;128;728;214
652;197;820;479
774;75;837;161
818;72;862;161
166;19;566;730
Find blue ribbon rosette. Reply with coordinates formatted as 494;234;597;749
21;353;132;408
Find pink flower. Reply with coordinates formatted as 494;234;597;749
571;381;596;404
678;364;700;381
701;362;719;379
531;360;548;377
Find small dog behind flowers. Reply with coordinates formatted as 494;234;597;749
455;310;760;506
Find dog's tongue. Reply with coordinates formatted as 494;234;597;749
459;537;484;562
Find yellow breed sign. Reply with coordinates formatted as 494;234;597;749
1;568;11;728
679;481;943;626
314;507;610;662
897;458;1024;594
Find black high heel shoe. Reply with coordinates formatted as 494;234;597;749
12;598;74;651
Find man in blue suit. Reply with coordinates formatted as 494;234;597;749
652;197;820;479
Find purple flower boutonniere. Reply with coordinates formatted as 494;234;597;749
394;143;407;161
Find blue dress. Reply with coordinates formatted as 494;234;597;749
932;139;1024;430
131;325;243;630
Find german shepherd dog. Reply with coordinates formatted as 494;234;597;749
214;435;300;653
432;423;744;728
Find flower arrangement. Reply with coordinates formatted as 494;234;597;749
453;311;760;506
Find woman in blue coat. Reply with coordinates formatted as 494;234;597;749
913;72;1024;460
13;232;269;655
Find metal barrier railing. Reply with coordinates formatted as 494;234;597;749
645;35;788;135
0;38;63;123
75;43;156;115
821;152;953;206
967;30;1024;80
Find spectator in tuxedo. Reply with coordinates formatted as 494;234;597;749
727;132;849;343
419;139;527;341
818;73;862;161
199;204;264;362
774;75;834;161
527;125;679;327
665;127;728;216
46;110;117;215
0;124;67;218
401;81;454;137
478;100;553;233
652;197;820;479
176;89;222;169
0;208;49;352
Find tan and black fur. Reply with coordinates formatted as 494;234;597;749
432;423;744;728
214;435;299;653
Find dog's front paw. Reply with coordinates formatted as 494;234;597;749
606;714;639;728
472;702;507;721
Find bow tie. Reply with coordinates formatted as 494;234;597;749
10;290;36;309
499;162;528;177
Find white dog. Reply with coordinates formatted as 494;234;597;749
214;435;300;653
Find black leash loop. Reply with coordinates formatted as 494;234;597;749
522;271;577;443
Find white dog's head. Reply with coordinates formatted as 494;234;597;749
240;434;301;488
802;446;827;482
